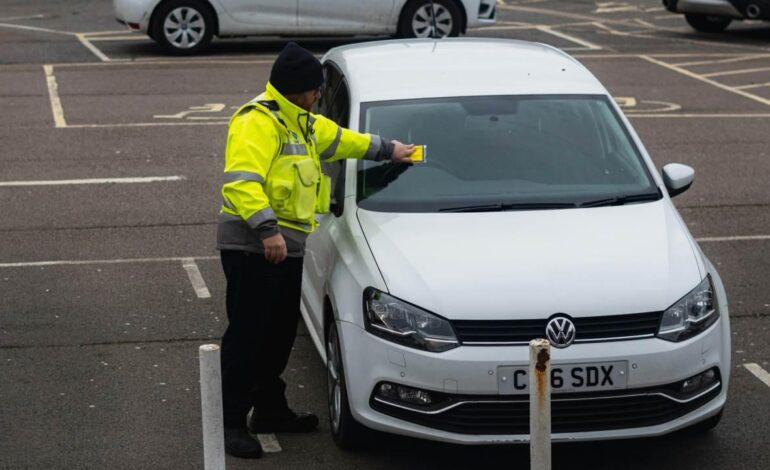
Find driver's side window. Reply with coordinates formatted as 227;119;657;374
317;64;342;116
319;63;349;216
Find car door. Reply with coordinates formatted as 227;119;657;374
215;0;297;33
297;0;396;33
303;63;349;336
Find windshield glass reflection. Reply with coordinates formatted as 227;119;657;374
357;95;659;213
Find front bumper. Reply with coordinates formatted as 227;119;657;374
337;316;729;444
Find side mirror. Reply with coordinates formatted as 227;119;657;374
662;163;695;198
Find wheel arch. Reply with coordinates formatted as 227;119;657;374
456;0;468;33
323;295;335;343
148;0;220;39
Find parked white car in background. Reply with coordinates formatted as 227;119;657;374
112;0;497;54
301;38;730;447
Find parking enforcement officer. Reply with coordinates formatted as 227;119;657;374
216;42;415;458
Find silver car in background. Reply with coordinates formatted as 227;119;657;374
663;0;770;32
113;0;497;54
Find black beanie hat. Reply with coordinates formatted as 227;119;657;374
270;42;324;95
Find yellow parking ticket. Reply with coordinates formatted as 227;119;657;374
410;144;427;163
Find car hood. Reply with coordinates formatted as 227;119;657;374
356;201;702;320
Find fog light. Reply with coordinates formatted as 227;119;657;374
378;383;397;399
375;382;433;406
680;368;718;395
398;387;432;406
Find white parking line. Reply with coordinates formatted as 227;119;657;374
75;33;113;62
181;258;211;299
640;55;770;107
87;35;147;42
592;21;649;36
0;256;218;269
43;59;276;68
0;22;74;36
671;54;770;67
472;22;603;51
744;363;770;389
0;14;46;22
40;60;272;129
594;2;638;14
696;235;770;243
64;122;228;129
497;2;634;26
537;25;602;51
702;66;770;78
256;434;282;453
736;81;770;90
0;24;121;61
0;176;185;187
43;65;66;128
81;30;133;36
652;13;687;21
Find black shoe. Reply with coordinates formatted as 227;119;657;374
224;427;263;459
249;409;319;433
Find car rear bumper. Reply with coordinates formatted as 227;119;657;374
663;0;745;18
113;0;155;32
465;0;497;28
338;313;730;444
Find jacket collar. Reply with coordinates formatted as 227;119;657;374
264;82;312;138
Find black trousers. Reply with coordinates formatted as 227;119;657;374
219;250;303;428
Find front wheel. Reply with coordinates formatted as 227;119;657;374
327;322;365;449
398;0;463;38
151;0;214;55
684;14;732;33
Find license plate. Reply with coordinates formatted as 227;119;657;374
497;361;628;394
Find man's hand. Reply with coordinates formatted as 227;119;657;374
263;233;287;264
390;140;416;164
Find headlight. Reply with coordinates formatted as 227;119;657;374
363;288;459;352
658;276;719;342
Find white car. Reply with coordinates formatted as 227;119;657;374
300;38;730;447
112;0;496;54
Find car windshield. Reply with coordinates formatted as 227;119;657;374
357;95;660;212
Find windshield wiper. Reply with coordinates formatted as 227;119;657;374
580;192;662;208
439;202;577;213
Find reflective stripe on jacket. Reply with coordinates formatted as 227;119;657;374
217;82;390;253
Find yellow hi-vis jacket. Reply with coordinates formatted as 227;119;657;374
217;82;391;253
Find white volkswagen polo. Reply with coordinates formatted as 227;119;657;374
300;39;730;447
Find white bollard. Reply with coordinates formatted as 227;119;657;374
199;344;226;470
529;338;551;470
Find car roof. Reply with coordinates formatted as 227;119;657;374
323;38;607;103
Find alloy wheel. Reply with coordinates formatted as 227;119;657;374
327;326;342;432
163;7;205;49
411;4;453;38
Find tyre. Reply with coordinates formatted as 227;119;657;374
398;0;463;38
326;321;365;449
684;14;732;33
151;0;214;55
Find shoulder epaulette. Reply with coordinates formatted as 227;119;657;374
256;100;279;111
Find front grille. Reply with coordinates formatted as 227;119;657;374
371;383;721;435
452;311;662;345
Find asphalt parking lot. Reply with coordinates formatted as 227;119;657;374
0;0;769;468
